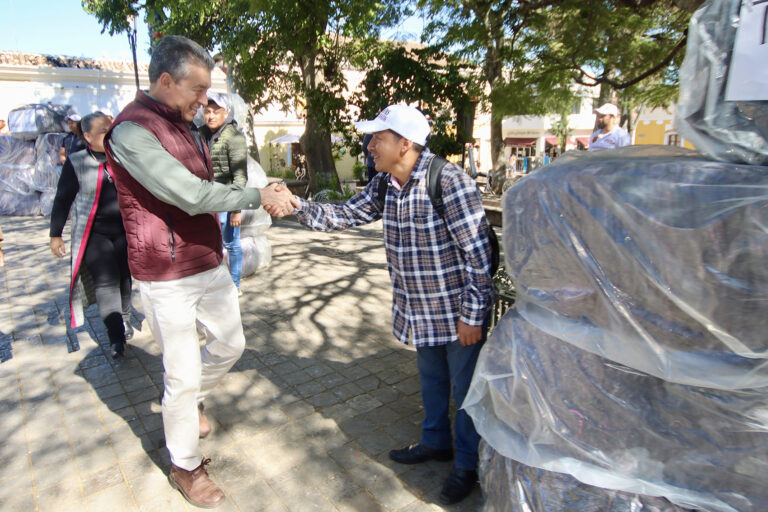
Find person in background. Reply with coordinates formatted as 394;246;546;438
589;103;631;151
292;105;495;505
60;113;86;164
362;132;377;182
0;120;10;135
50;111;133;359
200;91;246;295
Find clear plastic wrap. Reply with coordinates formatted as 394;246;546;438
676;0;768;165
479;442;694;512
39;189;56;217
0;190;40;216
464;145;768;512
0;135;36;194
240;235;272;276
7;103;74;141
240;155;272;238
34;133;65;193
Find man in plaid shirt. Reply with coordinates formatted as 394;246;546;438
293;105;494;504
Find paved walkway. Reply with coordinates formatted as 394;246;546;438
0;216;483;511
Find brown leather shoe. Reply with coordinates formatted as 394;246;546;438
199;404;212;439
169;458;225;508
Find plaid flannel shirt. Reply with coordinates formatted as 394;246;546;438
295;149;494;347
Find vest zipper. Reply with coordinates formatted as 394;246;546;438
166;214;176;262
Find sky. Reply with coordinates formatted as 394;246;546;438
0;0;425;64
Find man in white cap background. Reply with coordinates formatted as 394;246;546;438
200;91;247;294
292;104;495;505
60;113;86;163
589;103;631;151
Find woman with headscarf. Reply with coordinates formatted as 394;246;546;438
50;111;133;359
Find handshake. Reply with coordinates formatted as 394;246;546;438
259;183;302;217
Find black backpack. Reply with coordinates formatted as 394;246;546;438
376;156;500;277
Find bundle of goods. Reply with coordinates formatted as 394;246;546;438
1;103;75;216
464;1;768;510
0;135;40;215
7;103;73;141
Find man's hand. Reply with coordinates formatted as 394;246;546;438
229;212;242;227
50;237;66;258
260;183;300;217
457;321;483;346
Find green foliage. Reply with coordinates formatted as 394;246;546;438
265;168;297;180
411;0;694;167
352;161;365;182
355;43;482;158
81;0;408;194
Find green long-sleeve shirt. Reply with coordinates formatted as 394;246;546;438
109;121;260;216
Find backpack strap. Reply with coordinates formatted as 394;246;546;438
427;155;448;217
376;173;387;212
377;155;449;215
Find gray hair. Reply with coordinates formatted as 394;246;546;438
148;35;215;83
81;111;109;134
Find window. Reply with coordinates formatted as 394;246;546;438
667;133;682;146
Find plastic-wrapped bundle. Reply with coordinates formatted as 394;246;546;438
676;0;768;165
240;155;272;238
479;442;693;512
0;190;40;216
240;236;272;276
464;145;768;512
39;189;56;217
34;133;65;192
8;103;74;141
228;156;272;276
0;135;36;194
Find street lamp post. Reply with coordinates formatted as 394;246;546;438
127;15;140;90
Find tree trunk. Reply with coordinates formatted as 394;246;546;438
298;49;339;196
302;114;338;195
485;42;506;171
246;109;261;163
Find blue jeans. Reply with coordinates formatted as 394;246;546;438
219;212;242;289
416;317;489;471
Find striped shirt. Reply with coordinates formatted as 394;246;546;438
296;149;494;347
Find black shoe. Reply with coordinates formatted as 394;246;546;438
389;444;453;465
111;342;125;360
439;468;478;505
123;321;134;341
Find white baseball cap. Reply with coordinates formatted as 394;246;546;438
354;105;430;146
206;91;230;111
595;103;619;117
65;113;81;122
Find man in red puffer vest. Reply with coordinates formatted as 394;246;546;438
105;35;296;508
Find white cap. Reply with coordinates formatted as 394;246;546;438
595;103;619;117
206;91;230;111
354;105;430;146
65;113;81;122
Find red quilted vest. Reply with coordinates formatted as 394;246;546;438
105;91;222;281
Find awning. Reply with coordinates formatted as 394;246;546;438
576;136;591;147
270;134;301;144
545;136;576;146
504;137;537;146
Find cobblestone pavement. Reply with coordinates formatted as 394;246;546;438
0;215;483;511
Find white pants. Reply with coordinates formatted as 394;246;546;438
137;263;246;470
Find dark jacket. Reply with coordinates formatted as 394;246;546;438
104;91;223;282
200;121;248;188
